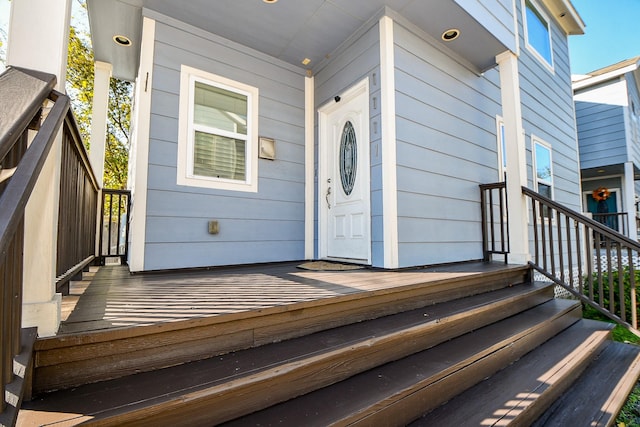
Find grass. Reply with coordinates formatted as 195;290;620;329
582;305;640;426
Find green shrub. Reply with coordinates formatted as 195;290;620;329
584;266;640;328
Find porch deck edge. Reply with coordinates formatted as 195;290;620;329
36;262;529;351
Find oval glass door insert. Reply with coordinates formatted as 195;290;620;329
339;121;357;195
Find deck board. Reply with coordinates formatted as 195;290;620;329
57;261;521;335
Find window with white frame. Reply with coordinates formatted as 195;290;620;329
523;0;553;69
496;116;507;181
177;65;259;192
533;137;553;200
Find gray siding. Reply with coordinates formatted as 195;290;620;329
314;23;382;265
143;15;307;270
392;22;502;267
454;0;516;52
517;0;581;211
627;73;640;168
575;101;627;169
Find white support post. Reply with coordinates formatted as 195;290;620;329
90;61;113;188
497;51;530;265
7;0;73;336
624;161;638;240
304;74;315;260
379;16;399;269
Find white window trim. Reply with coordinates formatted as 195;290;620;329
177;64;259;192
532;135;553;198
522;0;555;73
496;115;506;181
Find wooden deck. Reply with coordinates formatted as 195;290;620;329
58;260;517;335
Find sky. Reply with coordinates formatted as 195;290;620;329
0;0;639;75
568;0;640;74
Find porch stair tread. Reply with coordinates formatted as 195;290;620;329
31;263;532;395
411;318;616;426
18;281;552;426
532;340;640;427
221;298;581;427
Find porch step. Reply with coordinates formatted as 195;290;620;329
31;263;530;394
532;339;640;427
222;298;581;427
18;280;553;426
411;318;616;426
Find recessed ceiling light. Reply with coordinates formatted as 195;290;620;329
597;169;606;173
263;0;278;3
113;35;132;46
301;58;311;65
441;28;460;42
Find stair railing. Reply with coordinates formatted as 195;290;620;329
55;110;99;294
99;189;131;265
0;67;67;419
479;181;509;263
522;186;640;336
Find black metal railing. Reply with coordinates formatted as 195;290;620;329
523;186;640;336
479;181;509;263
0;67;68;421
100;189;130;264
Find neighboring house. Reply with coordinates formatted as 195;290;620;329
81;0;585;272
573;57;640;240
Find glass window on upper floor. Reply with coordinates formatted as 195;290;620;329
524;0;554;70
533;137;553;200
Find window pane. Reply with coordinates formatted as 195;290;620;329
538;183;552;199
535;144;551;181
500;122;507;169
526;0;552;64
194;82;247;134
193;131;246;180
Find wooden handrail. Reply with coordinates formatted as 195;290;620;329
0;90;69;259
522;185;640;336
0;67;56;162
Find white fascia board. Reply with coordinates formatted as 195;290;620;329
573;63;639;92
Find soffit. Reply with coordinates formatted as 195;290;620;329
88;0;509;81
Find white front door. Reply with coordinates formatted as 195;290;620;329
318;78;371;263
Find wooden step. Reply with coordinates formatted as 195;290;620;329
532;340;640;426
412;318;615;426
221;299;581;427
32;264;530;394
18;281;551;426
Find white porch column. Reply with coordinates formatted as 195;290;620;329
624;161;638;240
304;74;315;260
7;0;72;337
90;61;113;188
497;51;530;265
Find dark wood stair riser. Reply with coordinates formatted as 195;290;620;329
217;300;581;427
66;283;553;426
31;267;530;394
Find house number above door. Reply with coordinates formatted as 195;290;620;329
339;121;357;196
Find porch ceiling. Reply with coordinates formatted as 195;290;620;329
87;0;509;82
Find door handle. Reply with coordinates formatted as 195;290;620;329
326;186;332;209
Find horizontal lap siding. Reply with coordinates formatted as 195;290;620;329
517;1;581;211
574;78;628;169
144;17;306;270
575;101;627;169
626;73;640;167
392;23;501;267
454;0;516;52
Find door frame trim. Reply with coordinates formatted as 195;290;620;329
317;77;371;264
